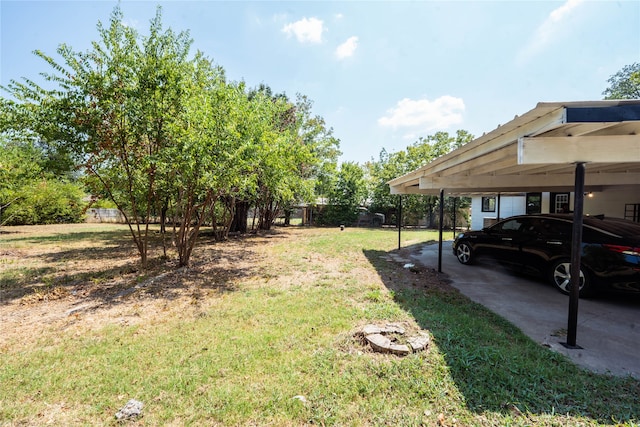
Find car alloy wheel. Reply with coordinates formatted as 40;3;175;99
456;242;473;265
550;260;588;295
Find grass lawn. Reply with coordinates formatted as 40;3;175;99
0;224;638;426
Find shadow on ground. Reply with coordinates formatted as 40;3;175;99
363;244;640;424
0;227;287;307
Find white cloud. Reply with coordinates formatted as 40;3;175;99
335;36;358;60
122;19;139;29
378;96;465;136
517;0;585;64
282;17;325;44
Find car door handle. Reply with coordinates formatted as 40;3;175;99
502;238;512;241
546;241;563;245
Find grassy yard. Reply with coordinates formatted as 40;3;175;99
0;224;638;426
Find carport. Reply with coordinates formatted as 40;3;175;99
388;100;640;348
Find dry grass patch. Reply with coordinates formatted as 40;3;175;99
0;224;270;351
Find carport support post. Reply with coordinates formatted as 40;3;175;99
438;189;444;273
397;195;402;250
452;197;457;239
566;162;586;349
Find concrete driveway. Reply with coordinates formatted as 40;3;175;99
411;240;640;379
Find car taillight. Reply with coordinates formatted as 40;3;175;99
602;244;640;256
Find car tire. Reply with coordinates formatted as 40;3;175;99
549;259;592;297
456;242;474;265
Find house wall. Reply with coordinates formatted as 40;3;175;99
470;195;526;230
469;186;640;230
584;186;640;219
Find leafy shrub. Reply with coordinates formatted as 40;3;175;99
1;180;86;225
317;204;359;226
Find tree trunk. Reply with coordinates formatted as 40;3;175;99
175;191;212;267
160;203;168;234
230;200;249;233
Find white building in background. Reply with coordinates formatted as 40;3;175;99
470;188;640;230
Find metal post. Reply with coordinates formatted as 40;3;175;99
438;189;444;273
496;192;501;221
565;162;586;349
452;197;457;239
397;195;402;250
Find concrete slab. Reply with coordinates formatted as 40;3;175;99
411;240;640;379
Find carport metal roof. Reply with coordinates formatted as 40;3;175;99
388;99;640;350
388;100;640;196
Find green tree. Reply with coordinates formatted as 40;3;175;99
250;91;305;230
3;6;194;266
602;63;640;99
321;162;367;226
2;180;85;225
2;5;341;266
367;130;473;227
160;54;236;266
241;89;340;231
0;136;84;225
289;94;340;226
0;137;42;224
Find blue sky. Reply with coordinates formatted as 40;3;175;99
1;1;639;164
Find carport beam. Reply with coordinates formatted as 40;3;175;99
565;162;586;349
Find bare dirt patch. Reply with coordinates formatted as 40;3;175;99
0;224;281;350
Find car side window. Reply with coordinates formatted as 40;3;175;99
521;219;540;235
497;219;523;232
539;219;571;238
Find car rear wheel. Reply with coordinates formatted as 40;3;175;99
456;242;474;265
549;260;592;296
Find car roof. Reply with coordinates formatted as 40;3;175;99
508;214;640;238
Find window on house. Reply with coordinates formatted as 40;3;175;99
551;192;570;213
625;204;640;222
526;193;542;215
481;196;496;212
